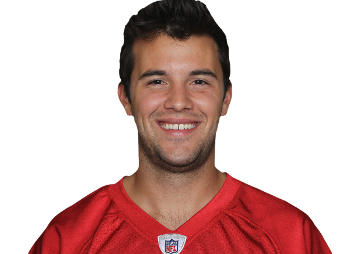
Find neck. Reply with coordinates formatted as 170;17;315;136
123;150;226;230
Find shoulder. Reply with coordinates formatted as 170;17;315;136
223;175;305;223
50;184;114;228
29;183;122;254
234;182;305;219
223;177;331;253
227;181;308;236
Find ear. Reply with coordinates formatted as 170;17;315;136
118;83;132;116
221;83;232;116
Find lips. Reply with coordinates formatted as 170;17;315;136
159;123;196;130
157;119;200;133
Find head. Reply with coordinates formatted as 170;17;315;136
119;0;230;104
118;0;232;173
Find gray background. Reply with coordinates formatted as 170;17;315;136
28;0;333;246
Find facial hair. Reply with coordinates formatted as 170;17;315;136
138;120;218;174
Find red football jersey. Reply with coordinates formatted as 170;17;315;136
30;174;331;253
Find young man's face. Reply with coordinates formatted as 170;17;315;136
119;34;231;172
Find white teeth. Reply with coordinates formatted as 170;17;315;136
160;123;196;130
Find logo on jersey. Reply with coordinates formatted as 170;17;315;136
165;239;178;253
158;234;187;254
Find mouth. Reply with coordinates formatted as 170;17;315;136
159;123;197;130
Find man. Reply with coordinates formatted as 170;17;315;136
30;0;331;253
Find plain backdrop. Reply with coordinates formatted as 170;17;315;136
0;0;349;253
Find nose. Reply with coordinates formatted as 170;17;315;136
164;83;194;111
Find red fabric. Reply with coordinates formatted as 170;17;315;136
29;175;332;253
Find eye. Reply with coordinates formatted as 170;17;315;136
191;79;209;85
147;79;166;85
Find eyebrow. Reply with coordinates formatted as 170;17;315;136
190;69;218;79
138;69;218;80
139;70;167;80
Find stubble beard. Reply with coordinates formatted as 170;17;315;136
138;129;217;174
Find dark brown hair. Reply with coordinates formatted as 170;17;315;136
119;0;230;103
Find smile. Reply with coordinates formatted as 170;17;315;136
159;123;197;130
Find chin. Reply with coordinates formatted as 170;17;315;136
155;152;209;173
138;131;216;174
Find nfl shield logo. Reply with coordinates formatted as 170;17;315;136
165;239;178;253
158;234;187;254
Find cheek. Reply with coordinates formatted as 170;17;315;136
195;93;223;117
133;91;164;121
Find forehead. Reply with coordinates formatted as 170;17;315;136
132;34;222;79
133;34;218;55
